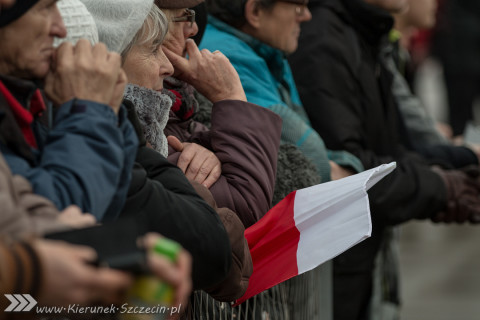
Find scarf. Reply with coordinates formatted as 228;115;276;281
164;76;199;121
123;84;174;157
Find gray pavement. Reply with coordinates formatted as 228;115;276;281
399;222;480;320
398;58;480;320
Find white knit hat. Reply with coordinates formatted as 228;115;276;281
80;0;154;53
53;0;99;47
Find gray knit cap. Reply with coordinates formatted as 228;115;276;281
79;0;153;53
54;0;99;47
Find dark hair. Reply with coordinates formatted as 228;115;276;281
206;0;276;28
0;0;39;28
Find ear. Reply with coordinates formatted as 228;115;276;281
244;0;262;29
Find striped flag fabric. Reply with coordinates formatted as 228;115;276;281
234;163;396;306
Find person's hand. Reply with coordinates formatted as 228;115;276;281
56;205;97;229
34;239;133;307
435;122;453;141
142;233;192;312
464;143;480;164
109;69;128;112
163;39;247;103
168;136;222;188
431;167;480;223
330;161;354;180
44;40;125;114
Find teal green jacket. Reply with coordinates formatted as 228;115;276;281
200;16;363;181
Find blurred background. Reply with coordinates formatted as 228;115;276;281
399;223;480;320
398;1;480;318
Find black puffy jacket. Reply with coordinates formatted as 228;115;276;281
121;100;231;290
289;0;448;318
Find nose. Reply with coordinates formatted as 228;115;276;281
299;6;312;22
159;48;174;78
184;21;199;39
51;3;67;38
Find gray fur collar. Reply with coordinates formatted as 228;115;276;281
124;84;174;157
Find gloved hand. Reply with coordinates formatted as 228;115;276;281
432;167;480;224
459;165;480;179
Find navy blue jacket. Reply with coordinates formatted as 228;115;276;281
0;75;138;221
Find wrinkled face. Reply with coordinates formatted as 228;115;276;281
0;0;66;79
123;31;174;91
255;2;311;54
405;0;437;29
162;8;199;58
365;0;409;14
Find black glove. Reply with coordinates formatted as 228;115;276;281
432;167;480;224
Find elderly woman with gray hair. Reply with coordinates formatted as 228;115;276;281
80;0;256;309
152;0;287;230
77;0;240;297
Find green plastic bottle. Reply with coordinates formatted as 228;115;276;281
120;238;181;320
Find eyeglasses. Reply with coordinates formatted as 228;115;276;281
277;0;308;16
294;5;307;16
171;9;196;27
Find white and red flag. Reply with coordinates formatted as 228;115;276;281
234;163;396;306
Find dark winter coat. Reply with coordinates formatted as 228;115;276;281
289;0;449;318
121;100;233;290
290;0;447;225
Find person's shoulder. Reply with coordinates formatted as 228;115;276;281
306;2;355;42
297;3;361;72
201;24;257;60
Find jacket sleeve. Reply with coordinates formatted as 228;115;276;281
289;5;447;225
1;99;138;221
267;103;332;181
192;100;282;228
0;241;41;320
385;53;450;146
414;144;478;169
121;146;231;290
188;181;252;302
223;47;334;182
0;154;58;239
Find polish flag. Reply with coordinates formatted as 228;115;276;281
234;163;396;306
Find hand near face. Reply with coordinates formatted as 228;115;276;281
142;233;192;311
44;40;126;114
56;205;97;229
168;136;222;188
163;39;247;103
34;239;133;307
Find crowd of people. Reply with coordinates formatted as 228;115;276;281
0;0;479;319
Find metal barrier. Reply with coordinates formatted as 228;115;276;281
184;261;332;320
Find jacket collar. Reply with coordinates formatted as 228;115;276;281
123;84;173;158
0;78;37;163
312;0;393;46
208;15;288;83
0;74;39;109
